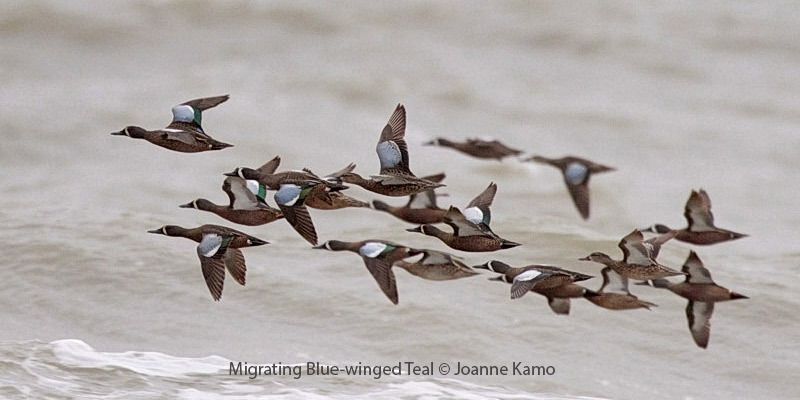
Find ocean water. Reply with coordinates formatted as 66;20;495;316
1;1;798;399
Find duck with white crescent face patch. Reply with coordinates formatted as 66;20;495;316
475;260;593;315
179;176;283;226
147;224;268;301
111;95;233;153
406;183;520;252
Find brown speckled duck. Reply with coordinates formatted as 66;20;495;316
393;249;478;281
476;260;592;315
407;183;520;252
313;240;420;304
642;189;747;245
371;173;447;224
147;224;268;301
583;267;657;311
580;229;684;281
524;155;614;219
646;251;748;348
424;137;522;160
339;104;445;197
111;95;233;153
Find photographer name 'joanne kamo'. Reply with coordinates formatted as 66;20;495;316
453;362;556;376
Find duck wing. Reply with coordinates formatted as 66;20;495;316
376;104;411;175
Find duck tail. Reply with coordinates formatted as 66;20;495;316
500;239;521;249
371;200;391;212
210;140;233;150
730;291;749;300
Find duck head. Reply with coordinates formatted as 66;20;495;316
312;240;350;251
579;252;614;264
472;260;512;273
147;225;184;236
179;199;213;210
642;224;672;234
224;167;258;180
111;126;146;138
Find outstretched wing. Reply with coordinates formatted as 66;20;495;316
181;95;230;110
599;267;630;294
362;257;399;304
510;269;548;299
443;206;487;237
196;233;231;301
684;190;716;232
683;251;715;284
257;156;281;174
222;177;262;210
377;104;411;175
686;301;714;348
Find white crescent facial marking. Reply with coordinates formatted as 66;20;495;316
564;162;589;185
161;226;167;235
124;127;130;137
486;261;498;272
172;105;195;122
514;270;542;282
192;199;199;209
359;242;387;258
324;241;333;251
463;207;484;225
237;169;246;179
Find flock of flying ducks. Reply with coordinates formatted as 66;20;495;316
112;95;749;349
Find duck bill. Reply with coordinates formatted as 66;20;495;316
110;130;125;136
223;169;239;177
488;276;504;282
578;256;590;261
147;229;164;235
178;202;194;208
311;244;327;249
406;226;423;233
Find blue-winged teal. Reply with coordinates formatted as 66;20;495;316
646;251;748;348
147;224;268;301
524;155;614;219
407;183;520;252
339;104;444;197
475;260;593;315
583;267;657;310
371;173;447;224
301;164;370;210
313;240;420;304
225;156;349;193
580;229;683;281
273;182;320;245
423;138;522;160
111;95;233;153
643;189;747;245
179;177;283;226
393;249;478;281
